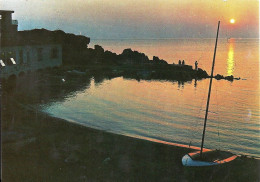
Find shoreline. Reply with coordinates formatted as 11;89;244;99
43;113;260;160
2;96;260;181
21;101;260;160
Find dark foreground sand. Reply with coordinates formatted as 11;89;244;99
2;100;259;182
1;71;260;182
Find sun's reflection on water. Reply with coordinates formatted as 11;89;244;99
227;40;235;76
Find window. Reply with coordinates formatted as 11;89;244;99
19;50;23;64
6;58;15;66
9;51;16;62
1;51;16;66
37;48;43;61
50;47;58;59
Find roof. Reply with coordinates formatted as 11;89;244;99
0;10;14;15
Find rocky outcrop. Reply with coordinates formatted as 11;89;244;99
214;74;240;81
152;56;167;64
4;28;236;82
120;48;150;64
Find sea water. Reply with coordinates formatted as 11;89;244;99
42;39;260;157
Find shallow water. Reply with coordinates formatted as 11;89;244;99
42;39;259;157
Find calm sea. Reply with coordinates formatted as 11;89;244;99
42;39;260;157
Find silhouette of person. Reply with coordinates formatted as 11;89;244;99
179;60;181;66
195;61;198;70
182;60;185;66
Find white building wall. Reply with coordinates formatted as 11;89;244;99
0;44;62;78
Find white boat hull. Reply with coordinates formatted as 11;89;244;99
182;150;237;167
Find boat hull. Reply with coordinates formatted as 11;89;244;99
182;150;237;167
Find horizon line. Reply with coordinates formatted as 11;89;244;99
91;37;260;41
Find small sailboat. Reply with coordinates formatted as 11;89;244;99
182;21;237;167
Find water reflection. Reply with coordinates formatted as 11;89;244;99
178;80;184;88
42;76;260;157
227;40;235;76
2;71;93;105
194;78;197;88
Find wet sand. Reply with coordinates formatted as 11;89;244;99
1;71;260;181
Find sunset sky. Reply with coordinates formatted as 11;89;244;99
1;0;259;39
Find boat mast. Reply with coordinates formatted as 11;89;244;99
200;21;220;158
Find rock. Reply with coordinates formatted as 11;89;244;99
225;75;234;81
197;68;209;78
65;153;79;163
215;74;224;80
94;45;104;53
120;48;150;64
152;56;167;64
103;157;111;164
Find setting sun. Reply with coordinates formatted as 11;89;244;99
230;18;235;24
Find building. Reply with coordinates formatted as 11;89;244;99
0;10;62;79
0;10;18;45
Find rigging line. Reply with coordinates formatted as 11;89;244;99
195;80;209;134
214;82;221;150
196;85;208;132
